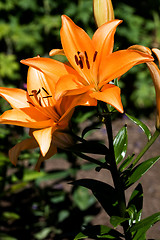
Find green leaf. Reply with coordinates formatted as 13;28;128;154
114;125;128;164
0;233;17;240
119;154;135;172
74;225;124;240
70;140;108;155
3;211;20;220
73;186;96;211
127;183;143;224
124;156;160;188
130;212;160;240
74;232;87;240
110;216;129;228
34;227;54;240
126;114;152;141
70;179;119;217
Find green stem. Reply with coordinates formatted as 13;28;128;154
132;129;160;167
104;112;132;240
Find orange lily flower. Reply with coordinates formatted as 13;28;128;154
0;67;94;170
21;15;153;114
128;45;160;130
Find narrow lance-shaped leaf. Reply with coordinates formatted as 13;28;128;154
124;156;160;189
130;212;160;240
114;125;128;164
126;113;152;141
119;153;135;172
127;183;143;225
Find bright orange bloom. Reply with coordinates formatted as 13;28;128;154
0;67;94;170
93;0;115;27
21;15;153;114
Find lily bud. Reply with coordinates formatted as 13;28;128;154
128;45;160;130
93;0;115;27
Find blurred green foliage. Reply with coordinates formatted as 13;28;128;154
0;0;160;239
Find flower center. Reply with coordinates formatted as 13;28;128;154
74;50;98;70
27;87;52;107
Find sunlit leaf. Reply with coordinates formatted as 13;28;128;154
119;154;135;172
124;156;160;188
126;114;152;141
127;183;143;224
130;212;160;240
114;125;128;164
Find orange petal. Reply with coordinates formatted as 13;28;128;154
33;126;55;156
27;67;56;107
0;87;30;108
92;20;122;60
60;15;95;82
55;74;91;100
59;94;97;125
99;49;154;85
34;144;57;171
21;57;79;90
90;85;123;113
9;138;38;166
0;108;54;128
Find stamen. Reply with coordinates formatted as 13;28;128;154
38;97;42;106
79;59;83;69
77;51;80;55
43;96;52;98
74;55;79;65
42;87;49;95
86;59;90;69
27;101;35;107
84;51;88;59
93;51;98;62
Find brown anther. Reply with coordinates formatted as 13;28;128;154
93;51;98;62
42;87;49;95
43;96;52;98
86;59;90;69
79;59;83;69
74;55;79;65
77;51;80;55
27;101;35;107
84;51;88;59
38;97;42;106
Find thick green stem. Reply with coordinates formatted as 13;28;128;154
132;129;160;167
104;112;132;240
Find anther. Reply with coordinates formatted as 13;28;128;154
43;96;52;98
86;59;90;69
38;97;42;106
42;87;49;95
79;59;83;69
74;55;79;65
84;51;88;59
77;51;80;55
93;51;98;62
